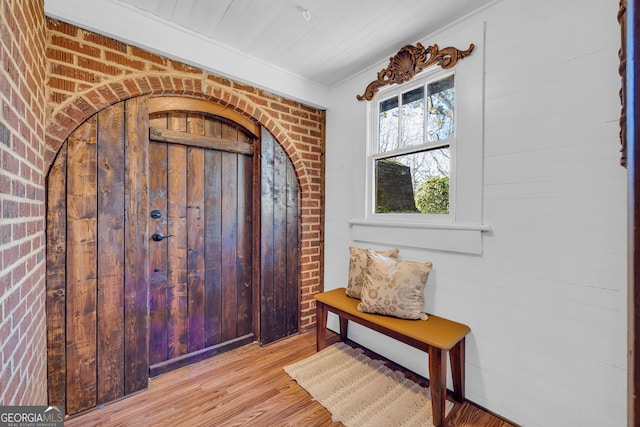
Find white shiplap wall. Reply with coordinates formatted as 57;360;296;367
324;1;627;426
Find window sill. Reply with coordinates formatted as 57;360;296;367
348;220;491;255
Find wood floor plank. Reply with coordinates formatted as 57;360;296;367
64;331;516;427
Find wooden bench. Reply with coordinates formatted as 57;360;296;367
314;287;471;427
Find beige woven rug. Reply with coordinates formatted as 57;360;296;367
284;342;452;427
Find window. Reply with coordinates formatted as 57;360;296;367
369;71;456;221
354;32;487;254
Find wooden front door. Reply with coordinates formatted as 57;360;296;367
46;96;300;416
147;110;256;375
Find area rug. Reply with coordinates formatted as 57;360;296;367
284;342;452;427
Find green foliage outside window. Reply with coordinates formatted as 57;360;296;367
415;176;449;214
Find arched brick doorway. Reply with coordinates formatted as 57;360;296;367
44;73;323;330
46;95;303;415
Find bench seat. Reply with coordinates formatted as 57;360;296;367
314;287;471;427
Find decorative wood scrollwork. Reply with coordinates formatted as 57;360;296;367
356;42;475;101
618;0;627;168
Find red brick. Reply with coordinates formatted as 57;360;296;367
160;76;173;91
147;76;162;92
48;76;76;92
131;46;165;65
12;297;26;327
83;31;127;53
105;51;145;71
20;241;31;258
135;77;151;93
47;19;78;37
207;74;232;87
170;61;199;74
123;79;142;97
2;100;20;132
1;151;19;175
46;47;74;64
85;90;109;110
248;95;269;107
97;85;119;104
109;82;130;100
77;56;122;76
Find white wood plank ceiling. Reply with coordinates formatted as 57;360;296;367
111;0;495;87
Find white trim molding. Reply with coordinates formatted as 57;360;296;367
349;219;491;254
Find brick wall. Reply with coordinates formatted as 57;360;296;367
0;0;48;405
45;20;325;331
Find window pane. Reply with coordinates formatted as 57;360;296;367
427;75;454;142
375;147;450;214
379;96;398;153
401;87;424;149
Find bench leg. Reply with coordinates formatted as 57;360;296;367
428;346;447;427
316;301;328;351
339;316;348;342
449;337;466;403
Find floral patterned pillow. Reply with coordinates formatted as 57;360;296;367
357;250;432;320
345;246;399;299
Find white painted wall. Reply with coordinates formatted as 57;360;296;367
324;1;627;426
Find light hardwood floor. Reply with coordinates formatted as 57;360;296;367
65;331;516;427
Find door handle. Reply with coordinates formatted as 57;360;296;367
152;232;174;242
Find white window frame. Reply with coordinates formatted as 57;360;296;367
366;68;457;225
350;27;489;254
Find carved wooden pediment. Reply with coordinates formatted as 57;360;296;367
357;42;475;101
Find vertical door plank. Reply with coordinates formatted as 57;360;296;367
167;142;188;358
46;144;67;408
123;97;150;394
96;103;125;404
149;114;167;130
272;142;288;341
168;112;187;133
187;114;206;353
187;113;205;136
187;146;205;352
239;131;253;144
236;153;253;336
260;129;275;344
148;140;169;365
65;117;98;415
252;137;262;341
204;150;222;347
221;151;238;341
221;122;238;141
205;117;222;139
285;161;300;335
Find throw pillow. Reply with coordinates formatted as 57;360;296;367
346;246;400;299
357;250;432;320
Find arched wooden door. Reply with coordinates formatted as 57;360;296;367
46;96;301;416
